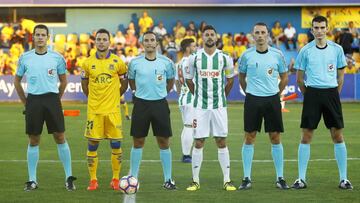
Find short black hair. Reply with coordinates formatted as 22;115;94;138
180;38;195;52
253;22;269;31
142;31;158;42
202;25;217;33
96;28;110;39
33;24;49;36
312;15;328;27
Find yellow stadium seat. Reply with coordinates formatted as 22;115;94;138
297;33;308;44
67;33;78;44
55;34;66;43
79;33;90;44
80;44;89;56
54;34;66;54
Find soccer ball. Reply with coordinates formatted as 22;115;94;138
119;175;139;194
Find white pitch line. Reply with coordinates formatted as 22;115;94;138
1;158;360;163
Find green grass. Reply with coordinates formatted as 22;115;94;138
0;102;359;203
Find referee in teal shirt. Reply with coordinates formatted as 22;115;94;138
238;22;289;190
292;16;353;190
14;24;76;192
128;31;176;190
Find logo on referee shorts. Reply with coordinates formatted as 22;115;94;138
328;64;335;72
267;68;274;76
47;68;56;77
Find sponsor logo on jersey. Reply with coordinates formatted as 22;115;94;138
199;70;221;78
94;73;112;84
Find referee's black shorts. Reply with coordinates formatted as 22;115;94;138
244;93;284;133
130;96;172;138
301;87;344;130
25;93;65;135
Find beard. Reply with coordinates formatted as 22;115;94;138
205;40;216;48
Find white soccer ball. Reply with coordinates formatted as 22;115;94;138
119;175;139;194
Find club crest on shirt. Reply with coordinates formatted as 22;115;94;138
109;64;114;70
328;64;335;72
267;67;274;76
47;68;56;77
185;66;190;74
91;65;96;69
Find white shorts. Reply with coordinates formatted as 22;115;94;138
179;105;194;128
193;107;228;139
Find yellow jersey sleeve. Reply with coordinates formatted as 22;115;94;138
81;59;89;79
117;59;128;77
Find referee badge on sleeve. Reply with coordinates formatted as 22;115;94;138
328;64;335;72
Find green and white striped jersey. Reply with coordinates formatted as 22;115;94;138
175;56;193;106
185;49;235;109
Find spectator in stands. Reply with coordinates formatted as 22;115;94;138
234;37;247;61
125;49;136;64
114;31;126;45
344;55;358;74
112;42;125;55
222;33;232;47
237;32;249;48
20;18;36;49
339;28;354;55
125;29;138;47
153;21;167;39
0;49;8;75
222;36;234;56
271;21;284;48
165;35;179;62
198;21;207;36
125;44;139;56
5;51;18;75
184;29;197;44
9;40;24;58
115;49;126;63
138;11;154;35
187;21;198;38
173;20;186;38
1;23;14;47
127;21;137;36
348;21;359;38
284;22;296;50
174;31;184;47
